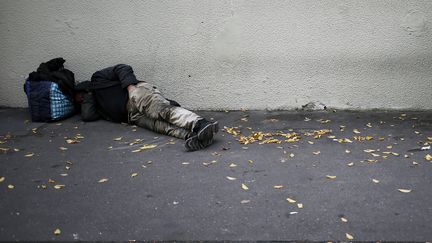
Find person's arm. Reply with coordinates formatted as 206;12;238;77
91;64;140;89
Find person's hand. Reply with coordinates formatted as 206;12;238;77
127;84;136;93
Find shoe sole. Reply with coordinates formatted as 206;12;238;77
185;135;214;152
197;121;219;141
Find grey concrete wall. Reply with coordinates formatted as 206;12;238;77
1;0;431;110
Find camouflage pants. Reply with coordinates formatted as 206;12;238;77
127;82;201;140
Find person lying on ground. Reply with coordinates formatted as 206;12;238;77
74;64;218;151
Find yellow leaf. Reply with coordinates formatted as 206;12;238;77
0;176;4;183
131;173;138;178
425;154;432;161
241;183;249;190
113;137;122;141
346;233;354;240
226;176;237;181
25;153;34;157
341;217;348;222
98;178;109;183
273;185;284;189
248;159;254;164
54;228;61;235
54;184;65;189
372;179;380;183
297;203;303;209
326;175;337;179
363;149;375;153
141;144;157;150
66;139;78;144
398;188;412;193
286;197;296;203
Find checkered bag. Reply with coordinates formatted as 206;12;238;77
24;80;75;122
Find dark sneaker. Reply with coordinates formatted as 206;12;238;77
197;121;219;141
185;135;214;152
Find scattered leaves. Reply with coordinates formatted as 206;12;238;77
286;198;296;203
98;178;109;183
54;228;61;235
398;188;412;193
241;183;249;190
54;184;65;189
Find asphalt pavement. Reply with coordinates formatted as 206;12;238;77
0;108;431;241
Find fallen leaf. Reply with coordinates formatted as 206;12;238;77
0;176;4;183
341;217;348;222
412;161;418;165
54;184;65;189
181;162;190;165
308;141;314;144
297;203;303;209
312;151;321;155
364;149;375;153
289;153;295;158
346;233;354;240
347;162;354;167
24;153;34;157
60;173;68;177
345;149;351;154
113;137;123;141
425;154;432;161
398;188;412;193
8;184;14;189
372;179;380;183
229;163;237;168
59;147;68;151
248;159;254;164
286;198;296;203
98;178;109;183
273;185;284;189
66;139;79;144
226;176;237;181
54;228;61;235
131;173;138;178
353;129;361;134
289;211;298;215
240;199;250;204
326;175;337;179
241;183;249;190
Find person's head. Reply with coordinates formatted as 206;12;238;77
74;91;85;104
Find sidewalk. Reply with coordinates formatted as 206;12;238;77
0;108;431;241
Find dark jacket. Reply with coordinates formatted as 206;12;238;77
76;64;181;123
76;64;139;122
26;57;75;99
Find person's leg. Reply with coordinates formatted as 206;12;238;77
133;114;193;140
130;82;218;140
